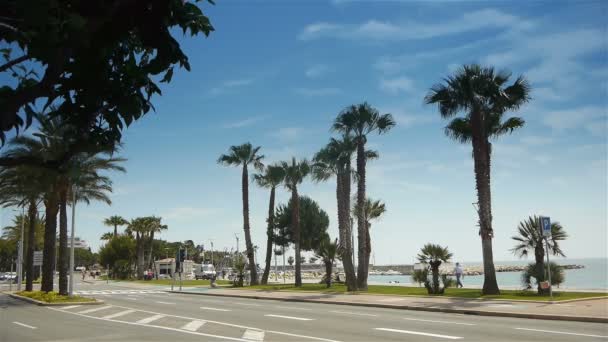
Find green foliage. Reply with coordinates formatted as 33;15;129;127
288;256;294;266
274;196;330;251
417;243;453;295
412;269;428;287
16;291;94;303
521;262;565;292
233;257;246;287
511;216;567;259
1;214;44;249
73;248;96;268
0;238;16;271
98;235;135;279
217;143;264;171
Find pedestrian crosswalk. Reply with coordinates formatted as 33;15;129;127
74;290;165;296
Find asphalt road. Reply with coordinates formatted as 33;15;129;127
1;281;607;341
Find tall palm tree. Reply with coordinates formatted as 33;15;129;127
280;157;310;287
354;198;386;272
218;143;264;285
417;243;453;294
315;235;338;288
104;215;129;237
127;217;153;279
425;64;530;294
253;164;285;285
147;217;167;269
332;102;395;290
511;215;567;293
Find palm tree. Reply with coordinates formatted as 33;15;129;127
100;232;114;241
511;216;567;294
104;216;129;237
147;217;167;269
315;235;338;288
417;243;453;294
254;164;285;285
332;103;395;290
280;157;310;287
218;143;264;285
127;217;153;279
354;198;386;272
425;64;530;294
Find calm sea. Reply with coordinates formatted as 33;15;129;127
368;258;608;290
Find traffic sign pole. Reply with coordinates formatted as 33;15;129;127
539;216;552;299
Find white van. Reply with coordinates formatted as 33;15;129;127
194;263;216;280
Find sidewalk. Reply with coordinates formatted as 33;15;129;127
171;287;608;323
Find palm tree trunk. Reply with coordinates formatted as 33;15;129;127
432;263;440;294
365;223;371;271
242;164;258;285
337;167;357;291
472;117;499;295
136;232;145;279
41;192;59;292
325;261;332;288
147;230;155;269
293;187;302;287
58;187;68;295
114;224;118;237
535;244;546;294
25;199;37;291
355;142;368;290
261;187;276;285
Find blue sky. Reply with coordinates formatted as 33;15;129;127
2;0;606;264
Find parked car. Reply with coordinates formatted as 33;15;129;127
194;263;216;280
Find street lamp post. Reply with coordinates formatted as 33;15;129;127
16;207;25;291
68;187;77;296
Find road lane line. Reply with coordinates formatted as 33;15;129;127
200;306;231;312
374;328;463;340
330;310;378;317
12;322;36;329
266;330;342;342
136;314;165;324
59;305;82;310
514;328;608;338
378;298;406;302
242;329;265;341
155;301;175;305
402;317;475;326
101;309;137;319
79;305;113;314
275;305;312;311
235;302;262;307
181;320;206;332
264;314;314;321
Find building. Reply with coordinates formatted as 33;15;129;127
154;258;194;277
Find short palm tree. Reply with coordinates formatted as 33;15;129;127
511;216;567;293
332;102;395;290
417;243;453;294
104;215;129;237
280;157;310;287
146;217;167;269
354;198;386;271
253;164;285;285
315;235;338;288
425;64;530;295
217;143;264;285
127;217;155;279
100;232;114;241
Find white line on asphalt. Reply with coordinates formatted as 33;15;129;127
275;305;312;311
329;310;378;317
155;301;175;305
136;314;165;324
402;317;475;326
234;302;262;307
266;330;343;342
47;307;250;341
264;314;314;321
126;297;137;300
181;320;206;332
200;306;231;312
78;305;113;314
59;305;82;310
378;298;406;302
101;309;137;319
12;322;36;329
374;328;463;340
242;329;265;341
514;328;608;338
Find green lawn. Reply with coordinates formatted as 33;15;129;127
241;283;606;301
130;279;231;286
16;291;96;303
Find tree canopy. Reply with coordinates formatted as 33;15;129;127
274;196;329;251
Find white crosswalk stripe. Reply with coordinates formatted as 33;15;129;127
136;314;165;324
102;309;137;319
74;290;164;296
242;329;265;341
181;320;206;332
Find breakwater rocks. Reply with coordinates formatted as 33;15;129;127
369;264;585;276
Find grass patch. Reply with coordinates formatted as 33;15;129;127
16;291;95;303
130;279;231;286
241;283;606;301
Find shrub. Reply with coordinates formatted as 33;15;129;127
412;269;428;287
521;262;565;294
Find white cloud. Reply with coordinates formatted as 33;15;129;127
543;106;607;134
379;76;414;94
294;87;342;96
520;136;554;146
270;127;304;142
305;64;332;79
222;115;268;129
208;78;254;96
299;9;526;41
162;207;218;221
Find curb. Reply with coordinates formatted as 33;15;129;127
168;290;607;324
8;293;104;306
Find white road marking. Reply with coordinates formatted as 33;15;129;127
136;314;165;324
155;301;175;305
235;302;262;307
375;328;463;340
378;298;406;302
181;320;206;332
402;317;475;326
330;310;378;317
266;330;343;342
12;322;36;329
101;309;137;319
126;297;137;300
264;314;314;321
59;305;81;310
242;329;265;341
78;305;113;314
200;306;231;312
515;328;608;338
274;305;312;311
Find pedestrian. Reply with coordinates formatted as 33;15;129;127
454;262;464;288
81;269;85;280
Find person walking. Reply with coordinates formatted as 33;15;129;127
454;262;464;288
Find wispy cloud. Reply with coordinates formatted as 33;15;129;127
162;207;218;221
543;106;606;135
222;115;268;129
270;127;305;142
299;9;528;41
208;78;254;96
520;136;554;146
294;87;342;96
305;64;332;79
379;76;414;94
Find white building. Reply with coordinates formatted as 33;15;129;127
154;258;193;277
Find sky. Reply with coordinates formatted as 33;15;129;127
1;0;607;264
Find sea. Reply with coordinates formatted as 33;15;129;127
368;258;608;291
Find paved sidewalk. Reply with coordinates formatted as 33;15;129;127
172;287;608;323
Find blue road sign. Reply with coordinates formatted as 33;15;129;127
541;216;551;237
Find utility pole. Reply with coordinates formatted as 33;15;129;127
17;207;24;291
209;240;214;266
68;187;76;296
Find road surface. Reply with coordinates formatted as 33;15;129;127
1;281;607;341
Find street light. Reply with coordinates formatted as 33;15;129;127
68;186;77;296
12;207;25;291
